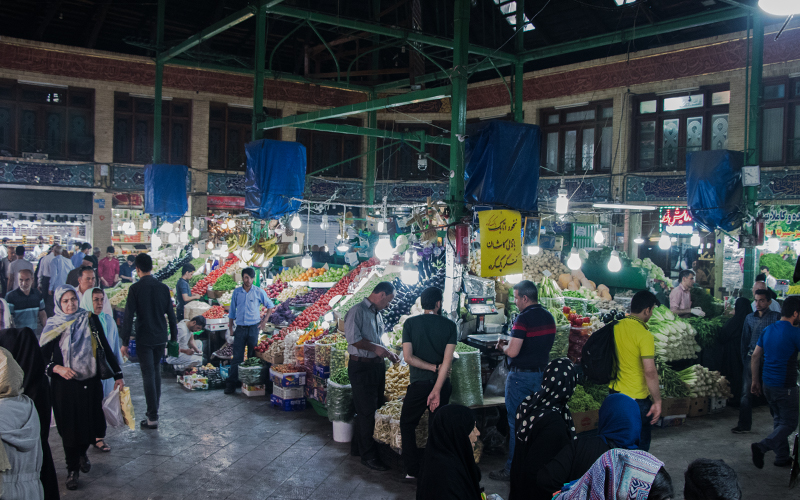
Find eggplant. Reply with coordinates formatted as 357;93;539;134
616;312;626;320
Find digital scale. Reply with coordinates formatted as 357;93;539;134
466;295;498;333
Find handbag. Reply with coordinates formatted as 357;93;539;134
90;316;116;380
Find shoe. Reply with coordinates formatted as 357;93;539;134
404;474;416;481
79;454;91;473
66;471;79;490
774;459;792;467
489;469;511;481
224;385;236;395
140;419;158;430
751;443;765;469
361;458;390;471
731;426;750;434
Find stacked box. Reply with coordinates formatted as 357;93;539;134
270;394;306;411
242;384;266;397
273;386;304;400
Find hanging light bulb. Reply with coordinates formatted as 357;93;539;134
567;248;582;270
690;231;701;247
207;241;214;250
142;219;152;230
241;247;253;263
275;225;285;235
607;250;622;272
301;251;313;268
768;237;780;252
527;245;540;255
179;232;188;243
401;252;419;285
292;241;300;254
151;234;162;251
374;234;394;261
594;228;605;245
324;311;334;322
758;0;800;16
633;236;644;244
192;228;200;238
323;244;329;252
505;273;523;284
378;219;385;233
658;232;672;250
320;214;329;231
556;179;569;215
168;233;177;244
291;214;302;229
191;247;200;258
220;243;228;252
226;219;235;229
160;222;173;233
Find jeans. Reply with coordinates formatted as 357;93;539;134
400;379;452;477
758;385;799;463
348;360;386;462
738;354;753;430
137;343;164;422
64;444;89;472
228;324;259;387
504;370;543;473
635;397;653;452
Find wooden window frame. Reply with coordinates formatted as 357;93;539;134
207;104;281;172
296;118;363;179
539;101;614;176
112;93;191;165
759;76;800;166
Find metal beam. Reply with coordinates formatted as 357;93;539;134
519;7;747;62
252;2;267;141
448;0;469;218
266;4;517;63
158;5;257;63
153;0;165;164
257;86;451;130
291;122;449;145
513;0;524;122
86;0;113;49
374;58;513;92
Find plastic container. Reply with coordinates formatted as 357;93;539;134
315;339;333;368
303;342;316;372
242;384;265;397
269;366;307;388
273;386;304;400
270;394;306;411
332;421;354;443
313;365;330;378
330;345;349;373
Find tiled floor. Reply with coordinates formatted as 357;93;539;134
47;364;796;499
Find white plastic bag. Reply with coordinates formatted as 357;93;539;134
102;388;124;428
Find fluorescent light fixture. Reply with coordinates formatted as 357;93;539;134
554;102;589;110
128;93;173;100
759;0;800;15
665;225;694;235
227;103;253;109
655;87;699;96
17;80;67;88
592;203;657;211
479;113;511;120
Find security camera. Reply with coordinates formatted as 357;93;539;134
417;154;428;171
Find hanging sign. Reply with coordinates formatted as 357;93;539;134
759;205;800;240
479;209;522;278
660;207;694;234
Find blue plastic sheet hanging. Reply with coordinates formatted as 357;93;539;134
143;164;188;224
464;121;540;212
686;149;744;231
244;139;306;220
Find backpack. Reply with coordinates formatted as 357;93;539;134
580;320;618;385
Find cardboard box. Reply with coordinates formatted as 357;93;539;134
273;386;304;400
656;415;686;428
572;410;600;434
662;397;691;417
270;394;306;411
710;397;727;413
242;384;266;397
687;397;710;417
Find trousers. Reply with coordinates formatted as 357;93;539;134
348;360;386;462
738;354;754;430
137;343;164;422
64;444;89;473
758;385;799;463
504;370;543;473
400;379;452;477
228;324;259;387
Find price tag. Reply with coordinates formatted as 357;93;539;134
542;269;552;278
344;252;358;266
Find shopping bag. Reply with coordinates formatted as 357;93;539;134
167;341;180;358
119;387;136;431
102;388;125;428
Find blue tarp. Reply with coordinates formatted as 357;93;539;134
244;139;306;220
686;149;744;231
144;164;188;223
464;121;540;212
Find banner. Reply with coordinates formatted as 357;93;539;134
479;209;522;278
760;205;800;239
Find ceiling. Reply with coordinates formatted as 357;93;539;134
0;0;766;89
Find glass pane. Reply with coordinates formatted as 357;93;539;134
227;128;242;169
601;126;613;170
171;122;186;164
686;116;703;153
663;94;703;111
113;117;130;162
762;107;784;162
20;110;36;152
795;80;800;97
547;114;559;125
794;104;800;163
764;84;785;100
564;130;577;172
566;110;595;122
662;119;679;169
638;121;656;170
602;107;613;119
711;91;731;106
133;120;150;163
0;107;10;150
582;128;595;171
208;126;223;168
639;100;657;114
546;132;558;171
710;114;729;150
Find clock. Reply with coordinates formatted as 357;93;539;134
742;165;761;187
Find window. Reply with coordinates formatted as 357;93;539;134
0;79;94;161
632;86;730;171
113;93;191;164
492;0;535;31
760;77;800;166
374;121;450;181
296;118;362;178
539;102;613;175
208;104;281;171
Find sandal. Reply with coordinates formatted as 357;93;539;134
93;439;111;452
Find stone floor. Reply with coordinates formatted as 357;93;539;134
47;364;797;499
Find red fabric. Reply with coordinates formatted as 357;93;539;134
98;257;119;286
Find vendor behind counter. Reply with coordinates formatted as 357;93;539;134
176;264;202;321
669;270;705;318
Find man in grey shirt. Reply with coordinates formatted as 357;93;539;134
345;281;399;471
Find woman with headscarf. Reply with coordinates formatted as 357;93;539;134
509;358;579;500
80;288;123;453
0;346;44;500
716;298;750;404
40;285;124;491
553;449;673;500
537;393;643;496
0;327;59;500
417;404;482;500
0;298;11;329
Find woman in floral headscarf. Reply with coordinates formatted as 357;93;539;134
40;285;124;491
509;358;579;500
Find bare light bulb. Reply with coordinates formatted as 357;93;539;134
292;242;300;254
607;250;622;272
768;237;780;252
192;228;200;238
690;232;700;247
191;248;200;258
658;233;672;250
401;253;419;285
594;229;604;245
301;252;313;268
168;233;177;244
142;220;152;230
291;214;302;229
556;189;569;215
567;248;582;270
505;273;523;284
227;219;235;229
758;0;800;16
527;245;540;255
320;214;329;231
207;241;214;250
374;235;394;261
378;219;385;233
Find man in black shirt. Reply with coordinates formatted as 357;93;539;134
120;253;178;429
400;286;457;479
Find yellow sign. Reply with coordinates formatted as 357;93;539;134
479;209;522;277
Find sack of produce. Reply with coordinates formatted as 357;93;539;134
327;375;355;422
238;358;264;385
390;416;402;449
450;346;483;406
373;410;392;444
567;326;591;364
303;341;316;372
331;341;349;373
549;325;570;361
315;338;334;369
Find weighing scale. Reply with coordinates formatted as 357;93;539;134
465;295;498;333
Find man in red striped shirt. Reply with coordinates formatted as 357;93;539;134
489;280;556;481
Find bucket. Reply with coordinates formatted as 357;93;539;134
332;420;354;443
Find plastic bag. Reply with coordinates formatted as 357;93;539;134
484;360;508;398
390;417;402;449
102;387;124;428
120;387;136;431
373;411;392;444
238;364;263;386
327;380;355;423
450;350;484;406
330;345;349;373
303;342;316;372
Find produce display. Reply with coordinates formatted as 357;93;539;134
212;274;237;291
283;330;302;364
631;257;667;281
264;280;290;299
327;375;354;422
569;385;602;412
337;272;400;317
226;233;279;265
592;298;624;311
689;286;724;318
218;290;233;306
449;348;483;407
538;277;564;299
331;339;349;373
273;265;307;283
454;342;478;353
678;365;733;398
380;252;445;331
311;266;351;283
285;288;326;307
289;267;326;282
648;306;701;362
657;360;691;398
202;306;226;319
191;256;239;295
685;316;726;349
188;273;205;287
385;363;410;400
270;303;297;326
276;286;309;302
557;270;602;296
549;326;570;360
789;284;800;294
109;285;131;308
759;253;794;281
154;245;193;282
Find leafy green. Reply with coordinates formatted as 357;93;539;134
685;316;726;349
582;383;609;405
759;253;795;281
455;342;479;353
189;273;205;287
690;286;724;318
569;385;602;412
586;247;632;269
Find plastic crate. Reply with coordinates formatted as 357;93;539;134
270;394;306;411
313;365;330;378
269;366;307;387
273;386;304;400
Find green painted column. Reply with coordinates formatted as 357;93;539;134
253;2;267;141
366;92;378;205
513;0;524;123
153;0;165;164
743;13;764;298
448;0;470;218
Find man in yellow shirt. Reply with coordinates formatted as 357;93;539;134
610;290;662;451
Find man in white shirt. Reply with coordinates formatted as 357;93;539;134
0;238;8;260
760;266;777;289
38;246;56;316
7;246;33;293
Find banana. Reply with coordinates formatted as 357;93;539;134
263;236;277;245
239;234;248;247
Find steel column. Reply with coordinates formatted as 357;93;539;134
513;0;524;122
448;0;469;218
153;0;165;164
743;13;764;298
253;3;267;141
365;0;381;205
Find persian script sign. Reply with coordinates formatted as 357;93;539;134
479;210;523;278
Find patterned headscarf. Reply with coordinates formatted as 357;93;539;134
555;449;665;500
80;287;110;334
515;358;579;442
0;298;10;330
40;285;96;381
